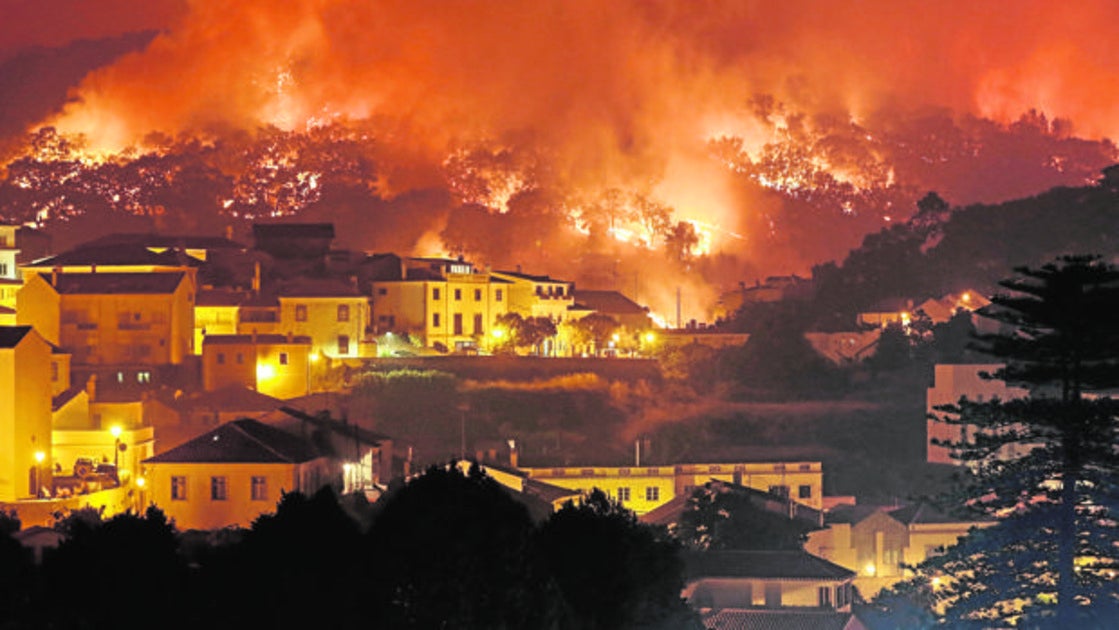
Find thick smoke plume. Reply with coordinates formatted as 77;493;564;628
5;1;1119;321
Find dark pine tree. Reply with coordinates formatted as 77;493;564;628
924;255;1119;627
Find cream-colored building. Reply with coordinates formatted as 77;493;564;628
519;461;824;516
17;271;195;365
202;334;311;400
277;281;369;358
0;326;54;501
194;288;247;355
371;257;509;352
143;418;334;530
926;363;1030;464
805;503;994;598
490;270;575;321
0;224;20;311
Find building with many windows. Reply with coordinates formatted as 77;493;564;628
18;271;195;366
517;461;823;516
370;256;509;352
277;279;370;359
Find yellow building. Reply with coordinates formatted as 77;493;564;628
0;326;54;501
371;257;509;352
0;224;19;311
194;288;248;355
143;418;334;530
519;461;824;516
490;270;575;321
202;333;311;400
277;280;370;359
805;502;995;598
17;271;195;365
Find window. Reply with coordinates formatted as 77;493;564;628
171;476;187;501
495;289;503;302
295;304;307;321
211;476;227;501
432;288;441;300
0;263;8;276
279;352;289;365
474;288;482;301
453;313;463;335
137;371;151;384
216;353;225;365
473;313;483;335
338;335;350;355
433;313;441;328
236;353;243;364
618;487;631;502
116;372;124;383
377;287;387;296
454;288;462;301
818;586;833;607
798;484;812;499
251;476;268;501
337;304;350;322
769;485;790;499
645;486;659;502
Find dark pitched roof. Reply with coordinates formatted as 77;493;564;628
79;233;245;250
0;304;15;315
888;502;982;525
202;334;312;346
277;406;392;446
0;325;33;348
252;223;335;239
175;385;286;413
49;272;187;295
143;418;322;464
494;269;568;283
685;550;854;581
698;610;863;630
571;290;647;315
52;386;85;411
30;244;202;268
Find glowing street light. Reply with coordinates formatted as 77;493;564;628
643;331;656;343
34;451;45;464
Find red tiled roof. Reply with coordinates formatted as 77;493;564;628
571;290;647;314
143;418;321;464
699;609;864;630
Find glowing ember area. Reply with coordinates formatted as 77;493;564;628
2;1;1118;323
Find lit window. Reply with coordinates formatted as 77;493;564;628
251;476;268;501
295;304;308;322
338;335;350;355
618;487;631;502
279;353;289;365
211;476;227;501
171;476;187;501
645;487;659;502
137;371;151;384
337;304;350;322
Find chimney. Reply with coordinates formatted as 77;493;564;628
51;267;60;286
85;374;98;402
509;440;519;468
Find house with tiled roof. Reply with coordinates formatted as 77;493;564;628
683;550;863;629
17;271;194;366
804;501;994;598
142;418;335;530
276;278;370;359
369;256;510;353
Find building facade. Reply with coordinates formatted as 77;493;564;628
0;326;53;501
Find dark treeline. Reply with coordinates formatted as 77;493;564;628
0;465;699;630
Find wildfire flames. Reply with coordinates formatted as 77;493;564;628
2;1;1118;322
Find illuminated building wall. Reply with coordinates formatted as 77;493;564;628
201;334;311;400
372;271;510;351
0;224;19;311
19;272;195;365
520;461;823;516
0;326;53;501
193;289;244;355
277;294;369;358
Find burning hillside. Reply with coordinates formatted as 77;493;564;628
1;1;1117;321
